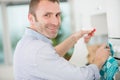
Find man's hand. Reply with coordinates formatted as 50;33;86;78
84;28;96;43
73;29;95;43
84;35;93;43
92;44;110;70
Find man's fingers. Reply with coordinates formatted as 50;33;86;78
88;28;96;36
100;43;108;49
100;43;110;53
81;30;92;35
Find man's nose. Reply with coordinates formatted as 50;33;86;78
51;16;59;26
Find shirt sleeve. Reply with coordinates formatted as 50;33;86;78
32;44;100;80
85;64;100;80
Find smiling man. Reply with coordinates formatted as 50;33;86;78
13;0;110;80
28;0;61;39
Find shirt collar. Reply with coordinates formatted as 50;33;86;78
25;28;52;44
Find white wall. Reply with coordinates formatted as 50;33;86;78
106;0;120;38
70;0;120;37
70;0;107;32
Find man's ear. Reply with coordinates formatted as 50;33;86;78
28;13;36;24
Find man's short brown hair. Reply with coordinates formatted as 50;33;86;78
29;0;59;16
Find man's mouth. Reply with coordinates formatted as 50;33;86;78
47;26;59;32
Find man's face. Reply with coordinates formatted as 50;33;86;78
30;0;61;39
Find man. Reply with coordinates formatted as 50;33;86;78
13;0;110;80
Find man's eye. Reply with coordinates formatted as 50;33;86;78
56;13;61;18
45;14;51;17
56;14;60;17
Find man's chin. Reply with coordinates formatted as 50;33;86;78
51;35;57;39
50;34;58;39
